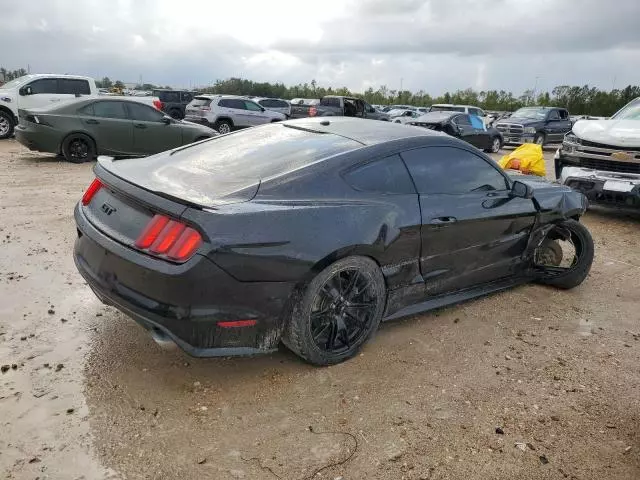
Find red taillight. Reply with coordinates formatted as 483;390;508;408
217;320;257;328
152;99;164;111
82;178;103;205
134;214;202;262
309;107;317;117
201;106;211;111
134;214;170;249
167;227;202;260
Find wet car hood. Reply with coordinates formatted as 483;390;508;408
573;119;640;147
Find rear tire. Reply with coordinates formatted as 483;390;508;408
282;256;386;366
62;134;96;163
213;120;232;134
534;133;545;146
0;110;14;139
535;220;594;289
486;136;502;153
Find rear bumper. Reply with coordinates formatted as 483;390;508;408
557;163;640;208
73;204;295;356
183;116;212;126
14;125;60;153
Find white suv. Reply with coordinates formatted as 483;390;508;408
184;95;286;134
0;74;98;139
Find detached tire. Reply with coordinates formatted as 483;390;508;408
62;134;96;163
0;110;14;139
536;219;594;289
283;256;386;366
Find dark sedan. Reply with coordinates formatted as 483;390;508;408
15;98;216;163
73;118;593;365
409;111;503;153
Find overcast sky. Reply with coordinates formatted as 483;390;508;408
2;0;640;94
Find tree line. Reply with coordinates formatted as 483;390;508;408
201;78;639;117
2;67;638;116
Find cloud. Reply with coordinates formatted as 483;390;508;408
1;0;639;95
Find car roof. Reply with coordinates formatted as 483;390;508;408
192;94;250;100
431;104;482;109
281;117;441;145
415;111;458;122
19;73;92;81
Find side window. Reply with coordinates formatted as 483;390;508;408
275;100;288;108
29;78;58;94
453;114;472;126
559;110;569;120
218;99;231;108
59;79;91;95
343;154;415;194
127;102;165;122
181;92;193;103
401;147;509;194
78;104;94;116
548;110;560;121
90;101;128;119
244;101;262;111
228;99;246;110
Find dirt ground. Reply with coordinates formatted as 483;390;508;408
1;138;639;480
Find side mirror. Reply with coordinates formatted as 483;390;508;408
20;86;32;96
510;180;533;199
161;116;172;124
260;107;265;112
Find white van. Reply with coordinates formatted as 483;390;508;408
0;74;98;139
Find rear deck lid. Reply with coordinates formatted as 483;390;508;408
99;123;362;208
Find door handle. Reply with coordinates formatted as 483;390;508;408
134;123;147;129
429;216;457;225
85;119;99;124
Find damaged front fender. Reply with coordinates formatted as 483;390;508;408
518;177;588;262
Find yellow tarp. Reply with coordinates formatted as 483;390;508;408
498;144;546;177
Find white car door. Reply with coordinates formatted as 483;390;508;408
244;100;270;125
18;78;62;110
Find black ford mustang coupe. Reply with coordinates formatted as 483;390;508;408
74;118;593;365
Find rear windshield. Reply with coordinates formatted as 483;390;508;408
102;124;362;207
190;97;212;107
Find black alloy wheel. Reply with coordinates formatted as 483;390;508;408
283;256;386;365
62;134;95;163
310;269;377;354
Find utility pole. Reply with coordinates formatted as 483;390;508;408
400;78;403;102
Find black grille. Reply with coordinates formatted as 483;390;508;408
578;158;640;174
580;139;640;152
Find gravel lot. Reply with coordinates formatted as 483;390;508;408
1;138;639;480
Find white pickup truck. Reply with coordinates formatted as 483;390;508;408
555;97;640;208
0;74;98;139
